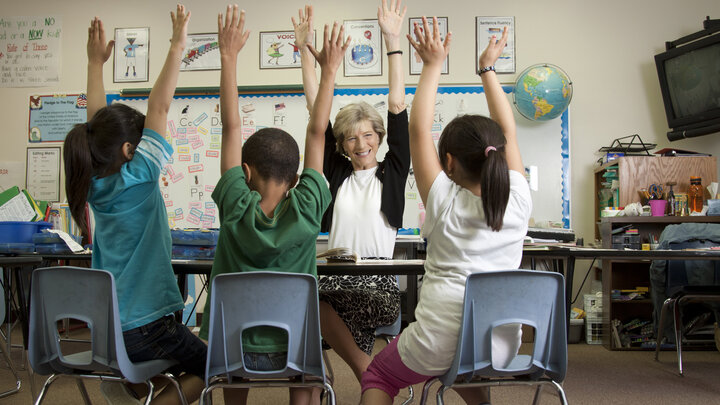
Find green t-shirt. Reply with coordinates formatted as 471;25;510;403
199;166;331;353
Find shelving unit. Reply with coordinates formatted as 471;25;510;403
594;156;718;350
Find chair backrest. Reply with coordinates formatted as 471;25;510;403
28;266;139;381
205;271;325;384
440;270;567;387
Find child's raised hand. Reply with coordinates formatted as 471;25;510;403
291;5;313;50
479;26;508;69
170;4;191;51
218;5;251;57
407;16;451;67
378;0;406;41
87;17;114;65
307;22;350;74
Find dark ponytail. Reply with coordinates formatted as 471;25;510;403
64;124;93;234
438;114;509;231
63;103;146;235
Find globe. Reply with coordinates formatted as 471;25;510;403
513;63;573;121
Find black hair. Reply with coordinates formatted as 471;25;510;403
438;114;510;231
242;128;300;186
64;103;145;234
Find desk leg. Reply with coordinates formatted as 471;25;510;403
564;257;575;335
175;274;188;323
406;275;417;323
12;267;30;351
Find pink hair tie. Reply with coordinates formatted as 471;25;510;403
484;146;497;157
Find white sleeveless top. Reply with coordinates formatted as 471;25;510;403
327;166;396;258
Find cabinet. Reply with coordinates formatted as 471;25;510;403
594;156;718;350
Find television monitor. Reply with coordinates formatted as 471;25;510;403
654;27;720;141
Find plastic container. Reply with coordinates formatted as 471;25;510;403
170;229;219;246
172;245;216;259
0;221;52;243
586;315;604;344
34;243;74;254
649;199;667;216
0;243;36;254
32;232;82;244
688;176;703;213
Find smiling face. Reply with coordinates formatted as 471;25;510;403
343;120;380;170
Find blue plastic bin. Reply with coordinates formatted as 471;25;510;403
0;221;52;243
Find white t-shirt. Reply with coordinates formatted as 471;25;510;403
397;170;532;376
327;167;397;258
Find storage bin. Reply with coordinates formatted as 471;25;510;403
0;243;35;254
586;315;604;344
569;318;584;343
0;221;52;243
32;232;81;245
172;245;216;259
170;229;219;246
34;243;74;254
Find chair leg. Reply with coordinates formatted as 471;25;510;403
160;373;189;405
74;378;92;405
436;385;449;405
655;298;673;361
33;373;60;405
673;298;684;376
400;384;414;405
550;380;569;405
532;384;543;405
143;380;156;405
323;381;336;405
322;349;335;386
0;336;21;398
419;377;438;405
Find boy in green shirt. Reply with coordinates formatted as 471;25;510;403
199;6;349;404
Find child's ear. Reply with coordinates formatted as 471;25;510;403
242;163;252;184
121;142;136;161
444;152;455;176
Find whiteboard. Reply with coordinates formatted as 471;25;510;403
107;85;570;230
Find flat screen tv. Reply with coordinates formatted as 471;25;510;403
654;23;720;141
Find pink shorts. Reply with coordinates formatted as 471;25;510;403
361;334;433;398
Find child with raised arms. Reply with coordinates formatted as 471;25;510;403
197;5;348;404
63;5;206;405
360;19;532;405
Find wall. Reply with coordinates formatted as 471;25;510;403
2;0;720;300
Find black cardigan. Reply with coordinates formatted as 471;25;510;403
321;109;411;233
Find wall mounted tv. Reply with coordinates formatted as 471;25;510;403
654;17;720;141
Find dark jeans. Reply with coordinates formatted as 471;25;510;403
123;315;207;378
243;352;288;371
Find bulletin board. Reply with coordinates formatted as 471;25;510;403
107;85;570;230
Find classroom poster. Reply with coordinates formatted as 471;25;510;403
476;16;515;73
343;19;382;77
0;161;24;193
408;17;449;75
259;31;307;69
181;33;220;71
28;94;87;142
114;27;149;83
0;15;62;87
26;147;60;202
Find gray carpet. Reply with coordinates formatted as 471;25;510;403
1;332;719;404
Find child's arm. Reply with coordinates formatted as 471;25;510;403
407;17;452;204
304;23;350;173
86;17;115;119
292;5;319;112
479;27;523;174
144;4;190;136
217;5;251;175
378;0;407;114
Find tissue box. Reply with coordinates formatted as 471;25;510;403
708;199;720;216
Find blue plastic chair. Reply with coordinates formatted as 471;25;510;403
29;266;187;405
0;281;21;398
200;271;335;405
419;270;568;405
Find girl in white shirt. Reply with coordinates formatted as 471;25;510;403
361;19;531;405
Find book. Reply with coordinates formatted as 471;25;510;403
316;247;360;263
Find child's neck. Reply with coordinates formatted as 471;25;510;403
252;178;290;218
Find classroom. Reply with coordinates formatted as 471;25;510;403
1;0;720;404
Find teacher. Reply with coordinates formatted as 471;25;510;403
293;0;410;383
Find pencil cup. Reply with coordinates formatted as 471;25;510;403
649;199;667;216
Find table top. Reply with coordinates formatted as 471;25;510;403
0;255;43;266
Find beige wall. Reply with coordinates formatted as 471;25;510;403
3;0;720;298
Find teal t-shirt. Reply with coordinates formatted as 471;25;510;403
199;166;331;353
89;128;184;331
